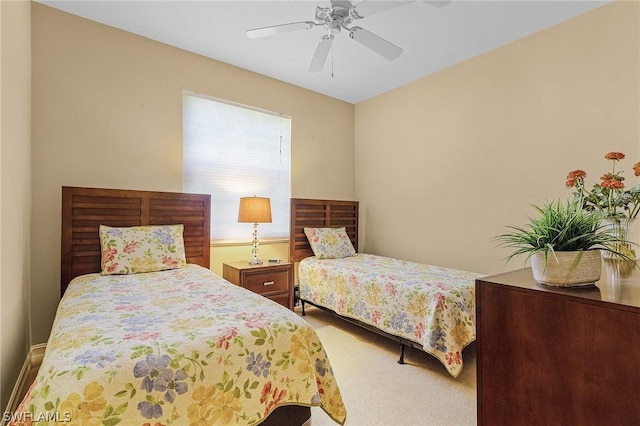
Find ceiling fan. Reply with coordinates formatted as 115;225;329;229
247;1;449;73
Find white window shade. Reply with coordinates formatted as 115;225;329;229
183;93;291;242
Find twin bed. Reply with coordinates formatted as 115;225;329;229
11;187;346;426
290;198;483;378
12;189;481;426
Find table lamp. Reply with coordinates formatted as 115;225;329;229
238;196;272;265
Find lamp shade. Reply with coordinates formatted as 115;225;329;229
238;197;272;223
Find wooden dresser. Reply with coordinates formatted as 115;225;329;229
476;259;640;425
223;261;294;310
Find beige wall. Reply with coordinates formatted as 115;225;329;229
355;1;639;275
31;3;355;344
26;0;640;357
1;0;32;410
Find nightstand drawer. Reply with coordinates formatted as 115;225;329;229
222;261;294;310
244;270;289;294
268;292;291;309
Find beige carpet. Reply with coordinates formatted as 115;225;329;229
299;306;477;426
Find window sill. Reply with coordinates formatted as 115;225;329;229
210;239;289;248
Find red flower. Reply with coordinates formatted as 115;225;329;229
567;169;586;180
565;170;586;188
260;382;272;404
601;179;625;189
123;240;139;254
565;152;640;220
600;173;617;181
215;327;238;349
162;255;179;268
263;385;288;416
102;247;117;262
445;351;462;366
605;152;625;160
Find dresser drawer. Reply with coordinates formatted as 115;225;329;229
244;270;290;295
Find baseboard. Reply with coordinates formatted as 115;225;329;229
2;344;46;425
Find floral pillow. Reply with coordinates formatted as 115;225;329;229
99;224;187;275
303;227;357;259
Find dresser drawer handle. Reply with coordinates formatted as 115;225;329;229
263;281;275;286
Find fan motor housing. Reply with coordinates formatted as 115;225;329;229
315;2;354;30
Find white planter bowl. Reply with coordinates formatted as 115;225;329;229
531;250;602;287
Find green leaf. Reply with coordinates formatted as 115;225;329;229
495;198;637;264
112;403;128;416
104;405;114;418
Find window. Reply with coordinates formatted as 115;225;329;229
183;93;291;242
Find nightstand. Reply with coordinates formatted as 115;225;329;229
222;261;294;310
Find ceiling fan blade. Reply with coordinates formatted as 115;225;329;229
350;0;412;19
421;0;452;8
348;27;402;61
247;21;316;39
309;35;334;72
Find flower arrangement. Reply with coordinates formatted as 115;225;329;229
566;152;640;223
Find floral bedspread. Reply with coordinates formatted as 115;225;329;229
11;265;346;425
298;254;484;377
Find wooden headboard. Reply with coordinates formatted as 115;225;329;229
289;198;359;262
61;186;211;296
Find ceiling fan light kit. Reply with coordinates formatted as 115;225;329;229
246;0;417;72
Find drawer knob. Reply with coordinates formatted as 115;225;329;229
263;281;275;286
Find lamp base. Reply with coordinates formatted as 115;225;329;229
248;222;262;265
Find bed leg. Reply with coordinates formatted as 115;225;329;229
398;344;406;364
301;300;306;316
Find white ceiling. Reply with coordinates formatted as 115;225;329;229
38;0;610;104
